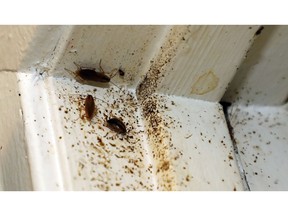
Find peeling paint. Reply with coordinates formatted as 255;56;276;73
191;70;219;95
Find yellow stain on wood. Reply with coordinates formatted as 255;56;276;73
191;70;219;95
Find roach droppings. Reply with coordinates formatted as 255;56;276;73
160;161;170;171
97;137;105;147
106;117;127;134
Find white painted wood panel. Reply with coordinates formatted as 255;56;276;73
0;26;36;190
228;104;288;190
0;26;36;71
139;25;259;102
223;26;288;106
20;26;74;73
140;94;244;190
0;72;32;190
20;26;259;103
17;72;244;190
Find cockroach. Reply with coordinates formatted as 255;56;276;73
82;94;108;122
65;59;120;88
84;94;96;121
118;68;125;76
106;117;127;134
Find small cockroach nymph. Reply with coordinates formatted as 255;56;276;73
118;68;125;76
64;59;120;88
84;94;96;121
106;117;127;134
81;94;108;122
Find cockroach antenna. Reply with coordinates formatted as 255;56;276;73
98;59;125;92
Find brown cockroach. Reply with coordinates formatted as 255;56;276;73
106;117;127;134
82;94;108;122
65;59;120;88
84;94;96;121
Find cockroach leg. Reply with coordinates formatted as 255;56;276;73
99;59;104;74
98;59;121;89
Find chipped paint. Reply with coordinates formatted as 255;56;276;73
190;70;219;95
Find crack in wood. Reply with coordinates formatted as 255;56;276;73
220;101;251;191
